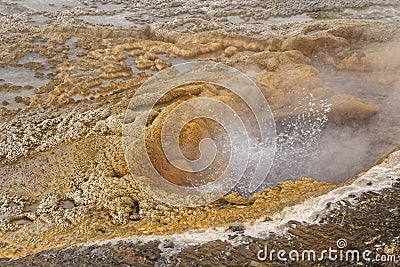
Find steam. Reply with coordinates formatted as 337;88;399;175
231;41;400;196
265;41;400;186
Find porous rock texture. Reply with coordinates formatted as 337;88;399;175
0;17;399;259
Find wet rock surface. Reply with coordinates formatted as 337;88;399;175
2;181;398;266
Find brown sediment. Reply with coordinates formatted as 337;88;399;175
4;180;399;266
0;17;399;260
0;173;335;259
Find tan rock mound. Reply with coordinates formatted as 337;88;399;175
137;83;234;186
281;33;350;57
328;94;380;122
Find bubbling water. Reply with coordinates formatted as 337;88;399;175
230;90;332;196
